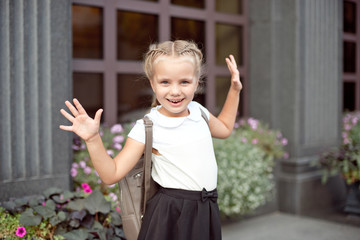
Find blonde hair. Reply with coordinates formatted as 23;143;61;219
143;40;204;107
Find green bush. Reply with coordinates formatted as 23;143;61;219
214;118;287;218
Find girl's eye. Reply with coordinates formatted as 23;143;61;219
160;81;169;85
181;81;190;85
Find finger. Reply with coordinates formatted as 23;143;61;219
65;100;79;117
59;125;73;131
94;109;103;123
73;98;88;115
60;109;74;122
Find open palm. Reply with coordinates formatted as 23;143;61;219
60;98;103;142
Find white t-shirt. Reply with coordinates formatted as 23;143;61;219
128;101;218;191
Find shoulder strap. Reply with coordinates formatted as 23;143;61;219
142;116;153;215
200;108;209;126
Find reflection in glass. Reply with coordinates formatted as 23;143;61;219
343;82;356;112
72;5;103;59
73;73;104;118
117;74;153;122
216;0;242;14
171;17;205;52
216;24;243;66
117;11;158;60
344;1;356;33
344;41;356;73
171;0;204;9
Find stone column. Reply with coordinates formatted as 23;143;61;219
249;0;345;214
0;0;72;201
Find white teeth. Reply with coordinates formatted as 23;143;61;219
169;99;182;103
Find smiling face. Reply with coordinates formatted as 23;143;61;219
150;55;199;117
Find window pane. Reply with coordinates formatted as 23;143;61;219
215;76;244;116
343;82;356;112
216;76;231;113
344;1;356;33
117;11;158;60
171;0;204;9
216;0;243;14
216;24;243;66
73;73;103;118
171;17;205;50
117;74;153;122
343;41;356;73
194;79;206;107
72;5;103;59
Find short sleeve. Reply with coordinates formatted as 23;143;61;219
196;102;210;121
127;119;145;144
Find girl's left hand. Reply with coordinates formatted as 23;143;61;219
225;55;242;92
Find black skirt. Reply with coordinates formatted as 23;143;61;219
138;187;222;240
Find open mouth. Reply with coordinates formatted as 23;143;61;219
167;98;184;104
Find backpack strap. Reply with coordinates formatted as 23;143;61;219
142;116;153;216
200;108;209;127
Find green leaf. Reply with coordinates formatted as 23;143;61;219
43;187;63;198
50;211;67;226
2;201;16;211
84;190;110;215
92;220;103;230
19;208;42;226
14;198;28;207
67;199;86;211
110;211;122;226
61;229;88;240
32;205;56;219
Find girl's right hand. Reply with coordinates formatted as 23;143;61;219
59;98;103;142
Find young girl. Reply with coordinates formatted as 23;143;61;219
60;40;241;240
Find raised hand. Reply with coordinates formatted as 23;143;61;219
59;98;103;142
225;55;242;92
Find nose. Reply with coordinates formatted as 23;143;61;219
170;84;181;95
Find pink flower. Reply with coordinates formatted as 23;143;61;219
113;143;122;150
241;137;247;143
234;122;239;129
115;207;121;213
111;124;124;134
72;163;79;169
344;124;351;131
84;166;92;175
252;139;258;144
281;138;288;146
107;150;114;157
84;188;92;194
283;152;289;159
342;132;348;139
72;145;80;150
42;201;46;206
70;168;78;177
81;183;90;190
79;161;86;169
344;138;350;145
16;226;26;238
113;135;125;144
247;118;259;130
